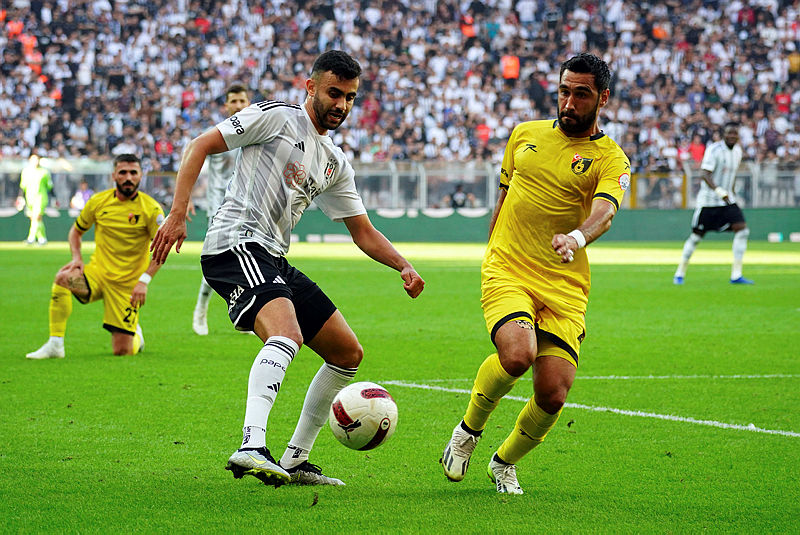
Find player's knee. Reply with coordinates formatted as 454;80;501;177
327;341;363;369
498;348;535;377
535;388;568;414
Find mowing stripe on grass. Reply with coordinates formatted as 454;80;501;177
418;374;800;381
383;380;800;438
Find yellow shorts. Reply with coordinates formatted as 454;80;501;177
481;276;585;367
79;262;140;335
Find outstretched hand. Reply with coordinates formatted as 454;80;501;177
150;214;187;264
401;267;425;298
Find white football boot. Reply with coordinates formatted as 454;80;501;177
26;339;65;360
487;454;524;494
440;421;480;481
192;307;208;336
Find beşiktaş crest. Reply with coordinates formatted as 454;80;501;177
324;156;337;181
571;152;593;175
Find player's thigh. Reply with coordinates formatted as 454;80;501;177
101;282;139;335
305;310;362;369
532;355;576;410
481;278;539;372
55;265;96;302
253;297;303;344
534;307;584;368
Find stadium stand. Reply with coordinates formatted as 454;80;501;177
1;0;798;209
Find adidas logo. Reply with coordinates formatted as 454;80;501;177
273;275;286;285
267;382;281;393
294;141;305;152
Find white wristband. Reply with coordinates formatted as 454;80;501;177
714;186;728;199
567;229;586;249
138;273;152;285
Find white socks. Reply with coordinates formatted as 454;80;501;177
195;278;212;311
240;336;299;449
731;228;749;279
675;233;702;278
280;363;357;468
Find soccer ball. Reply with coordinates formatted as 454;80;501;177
329;382;398;450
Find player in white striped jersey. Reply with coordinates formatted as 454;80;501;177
674;123;753;285
151;51;425;487
193;84;250;336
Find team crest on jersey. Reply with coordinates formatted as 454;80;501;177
128;213;140;224
618;173;630;191
283;161;307;187
324;157;337;181
571;153;593;175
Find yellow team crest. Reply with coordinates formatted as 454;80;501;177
571;153;593;175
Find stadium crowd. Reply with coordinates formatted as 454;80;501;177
1;0;799;180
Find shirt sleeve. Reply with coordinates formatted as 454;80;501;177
498;125;520;190
700;144;717;172
314;157;367;221
593;146;631;211
217;102;288;150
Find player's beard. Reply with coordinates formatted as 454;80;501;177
558;100;600;136
312;96;348;131
116;181;139;198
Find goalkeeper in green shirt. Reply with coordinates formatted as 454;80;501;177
17;154;54;245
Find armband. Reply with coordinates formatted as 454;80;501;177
567;229;587;249
138;273;152;285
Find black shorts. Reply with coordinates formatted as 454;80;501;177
200;242;336;340
691;204;746;236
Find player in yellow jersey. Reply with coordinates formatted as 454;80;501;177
26;154;165;359
440;53;631;494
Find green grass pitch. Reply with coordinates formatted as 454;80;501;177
1;240;799;532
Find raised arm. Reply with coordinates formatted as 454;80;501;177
150;127;229;263
343;214;425;298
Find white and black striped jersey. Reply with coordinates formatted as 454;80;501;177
205;148;239;218
696;140;743;207
202;101;366;257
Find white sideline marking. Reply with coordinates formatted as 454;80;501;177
418;374;800;381
382;380;800;438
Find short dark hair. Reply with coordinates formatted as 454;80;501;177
311;50;362;80
113;153;141;168
560;53;611;93
226;84;248;98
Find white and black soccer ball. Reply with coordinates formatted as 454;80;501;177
329;381;398;450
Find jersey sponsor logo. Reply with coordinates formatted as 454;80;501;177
571;153;593;175
618;173;630;191
283;161;307;187
229;114;245;135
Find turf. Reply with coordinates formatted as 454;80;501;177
1;241;799;533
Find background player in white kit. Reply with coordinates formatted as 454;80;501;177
192;84;250;335
151;51;425;487
674;123;753;285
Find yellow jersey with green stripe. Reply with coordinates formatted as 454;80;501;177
483;119;630;316
75;189;164;285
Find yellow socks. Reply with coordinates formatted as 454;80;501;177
496;398;562;464
463;353;520;432
132;329;142;354
49;284;72;337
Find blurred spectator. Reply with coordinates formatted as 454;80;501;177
70;179;94;209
